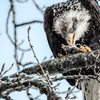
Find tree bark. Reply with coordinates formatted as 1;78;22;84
78;76;100;100
1;49;100;99
19;49;100;76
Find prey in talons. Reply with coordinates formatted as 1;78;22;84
66;31;91;52
58;31;91;56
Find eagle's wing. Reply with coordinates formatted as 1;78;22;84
44;6;53;43
44;6;67;57
80;0;100;22
91;0;100;22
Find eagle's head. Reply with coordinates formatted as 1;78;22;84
53;9;91;46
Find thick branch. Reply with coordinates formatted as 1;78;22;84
0;49;100;98
19;49;99;76
0;73;63;100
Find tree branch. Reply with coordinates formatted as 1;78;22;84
20;49;99;75
32;0;44;14
16;0;28;3
0;49;100;99
16;20;43;27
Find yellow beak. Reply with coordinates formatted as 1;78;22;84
66;32;76;47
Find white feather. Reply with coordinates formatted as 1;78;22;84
53;8;91;41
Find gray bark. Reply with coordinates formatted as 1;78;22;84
0;49;100;99
78;76;100;100
19;50;99;76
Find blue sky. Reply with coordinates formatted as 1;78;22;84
2;0;100;99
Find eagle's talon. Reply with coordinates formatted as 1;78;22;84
58;53;63;57
84;46;91;52
58;52;70;57
66;52;70;55
79;46;87;52
77;44;91;52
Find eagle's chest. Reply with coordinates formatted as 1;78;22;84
52;9;91;41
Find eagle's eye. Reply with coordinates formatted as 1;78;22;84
69;28;74;33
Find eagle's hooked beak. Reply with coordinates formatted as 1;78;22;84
66;32;76;47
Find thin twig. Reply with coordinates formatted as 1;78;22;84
41;56;47;63
27;87;34;100
6;6;14;44
16;0;28;3
65;79;79;100
27;26;53;91
6;7;30;52
6;8;30;52
19;52;24;62
18;47;31;51
49;55;53;60
18;62;36;67
10;0;19;71
18;40;24;46
65;69;82;100
0;93;13;100
6;6;30;51
34;94;41;100
0;63;5;76
0;63;14;78
51;75;97;82
32;0;44;14
27;26;40;64
16;20;43;27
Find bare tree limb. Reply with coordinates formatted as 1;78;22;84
18;40;24;46
4;0;100;100
27;27;61;99
0;49;100;97
9;0;19;70
0;63;14;78
0;73;63;100
0;63;5;76
65;79;80;100
32;0;44;14
18;62;36;67
0;93;13;100
6;6;14;44
6;7;31;52
16;20;43;27
19;50;99;76
16;0;28;3
7;0;31;72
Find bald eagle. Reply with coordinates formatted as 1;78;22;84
44;0;100;86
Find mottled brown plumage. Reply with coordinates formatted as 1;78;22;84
44;0;100;86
